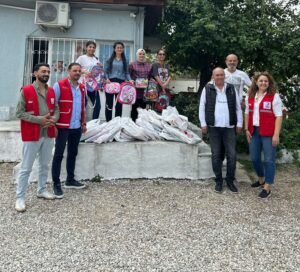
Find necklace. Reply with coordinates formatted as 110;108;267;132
255;92;265;101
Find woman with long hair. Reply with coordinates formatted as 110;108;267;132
244;72;283;198
104;42;131;121
152;48;171;94
76;41;103;119
129;48;152;121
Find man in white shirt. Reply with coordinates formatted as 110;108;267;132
199;67;243;193
225;54;252;102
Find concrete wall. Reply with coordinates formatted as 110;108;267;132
0;5;144;119
169;79;199;93
12;141;214;182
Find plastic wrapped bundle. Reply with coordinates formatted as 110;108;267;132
136;117;161;140
94;117;122;144
114;130;135;142
81;121;108;141
121;117;149;141
162;123;201;145
161;106;189;130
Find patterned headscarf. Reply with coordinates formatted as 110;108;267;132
136;48;146;62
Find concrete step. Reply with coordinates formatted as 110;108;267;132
12;141;214;182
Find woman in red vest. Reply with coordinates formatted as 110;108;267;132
244;72;283;198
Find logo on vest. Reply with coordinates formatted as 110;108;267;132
51;98;55;104
263;101;271;110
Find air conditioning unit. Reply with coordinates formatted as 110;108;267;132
35;1;72;28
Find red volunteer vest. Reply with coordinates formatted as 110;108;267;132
21;84;56;141
56;78;85;129
248;94;275;136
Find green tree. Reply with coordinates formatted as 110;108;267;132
160;0;300;110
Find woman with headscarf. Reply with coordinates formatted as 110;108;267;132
129;49;152;121
104;42;131;122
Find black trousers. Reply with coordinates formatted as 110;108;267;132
86;91;101;120
52;128;82;186
131;97;146;121
208;127;237;184
105;78;124;122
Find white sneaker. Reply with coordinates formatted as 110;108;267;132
37;191;55;200
15;198;26;212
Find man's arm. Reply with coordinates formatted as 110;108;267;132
243;72;252;87
16;90;45;125
235;89;243;133
50;82;60;124
199;87;207;133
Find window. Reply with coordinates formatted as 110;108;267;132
24;37;133;86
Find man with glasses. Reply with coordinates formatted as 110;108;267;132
199;68;243;194
51;63;87;198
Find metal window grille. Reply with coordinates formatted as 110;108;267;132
24;37;132;86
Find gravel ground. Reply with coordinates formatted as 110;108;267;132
0;162;299;272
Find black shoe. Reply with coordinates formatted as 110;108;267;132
53;185;64;199
258;189;271;198
64;180;86;189
214;183;223;193
227;182;238;193
251;180;265;188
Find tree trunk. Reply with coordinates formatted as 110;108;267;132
198;68;212;95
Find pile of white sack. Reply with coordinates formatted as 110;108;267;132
81;106;201;145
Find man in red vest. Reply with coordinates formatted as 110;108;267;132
15;63;60;212
51;63;87;198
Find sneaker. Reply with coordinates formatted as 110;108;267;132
227;182;238;193
37;191;56;200
64;180;86;189
15;198;26;212
53;186;64;199
258;189;271;199
214;183;223;193
251;180;265;188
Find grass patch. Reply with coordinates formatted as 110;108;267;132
90;174;103;183
238;159;254;173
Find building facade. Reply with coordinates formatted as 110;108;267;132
0;0;165;120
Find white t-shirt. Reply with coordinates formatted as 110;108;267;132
76;55;100;71
245;93;283;126
225;68;252;102
76;55;100;83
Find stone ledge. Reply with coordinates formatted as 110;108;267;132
13;141;215;182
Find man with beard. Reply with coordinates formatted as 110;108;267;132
199;68;243;193
51;63;87;198
15;63;59;212
225;54;252;102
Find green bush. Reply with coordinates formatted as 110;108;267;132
171;92;200;125
279;110;300;151
172;92;300;154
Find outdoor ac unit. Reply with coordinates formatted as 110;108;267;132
35;1;72;28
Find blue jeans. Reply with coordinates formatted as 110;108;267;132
249;127;276;184
16;137;54;199
208;127;237;184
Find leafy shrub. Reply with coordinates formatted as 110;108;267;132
171;92;200;125
172;92;300;154
279;110;300;151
